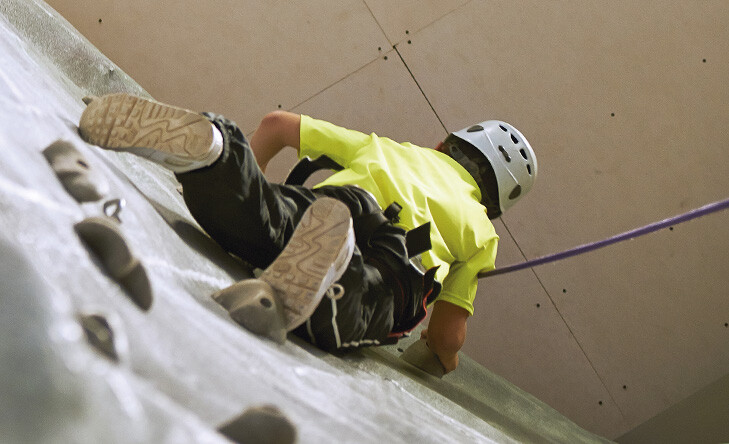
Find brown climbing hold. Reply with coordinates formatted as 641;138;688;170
218;405;297;444
400;338;446;378
43;140;108;202
212;279;286;344
78;313;119;362
75;217;152;311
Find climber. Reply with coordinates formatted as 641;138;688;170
78;93;537;374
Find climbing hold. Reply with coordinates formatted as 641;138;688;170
78;313;119;362
43;140;108;202
212;279;286;344
74;217;153;311
400;338;446;378
218;405;297;444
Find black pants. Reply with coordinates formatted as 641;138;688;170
176;114;410;351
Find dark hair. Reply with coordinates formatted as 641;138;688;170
443;135;502;219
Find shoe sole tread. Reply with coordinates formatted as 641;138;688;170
79;94;214;168
260;198;354;331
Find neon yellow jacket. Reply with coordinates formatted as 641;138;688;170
299;115;498;315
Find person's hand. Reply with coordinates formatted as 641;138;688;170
421;301;469;374
435;350;459;374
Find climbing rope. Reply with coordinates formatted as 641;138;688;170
478;197;729;279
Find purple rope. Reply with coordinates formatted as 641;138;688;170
478;197;729;279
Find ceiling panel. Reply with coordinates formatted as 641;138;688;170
465;219;629;437
538;215;729;429
364;0;471;45
45;0;391;134
261;50;446;183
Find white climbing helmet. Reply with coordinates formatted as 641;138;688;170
450;120;537;215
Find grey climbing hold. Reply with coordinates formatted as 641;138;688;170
212;279;286;344
43;140;108;202
218;405;297;444
400;338;446;378
74;216;153;311
78;313;118;362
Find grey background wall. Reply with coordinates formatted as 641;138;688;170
43;0;729;439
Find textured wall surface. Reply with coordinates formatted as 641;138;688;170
13;0;729;439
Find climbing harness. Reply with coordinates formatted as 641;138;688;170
478;197;729;279
285;155;434;258
285;156;441;339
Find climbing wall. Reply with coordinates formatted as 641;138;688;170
10;0;729;440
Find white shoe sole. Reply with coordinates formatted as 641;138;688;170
78;93;221;172
260;197;354;331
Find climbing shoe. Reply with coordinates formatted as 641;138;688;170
259;197;354;331
78;93;223;173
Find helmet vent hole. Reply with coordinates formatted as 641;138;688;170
498;145;511;162
520;149;528;159
510;134;519;144
527;164;532;175
499;125;508;132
